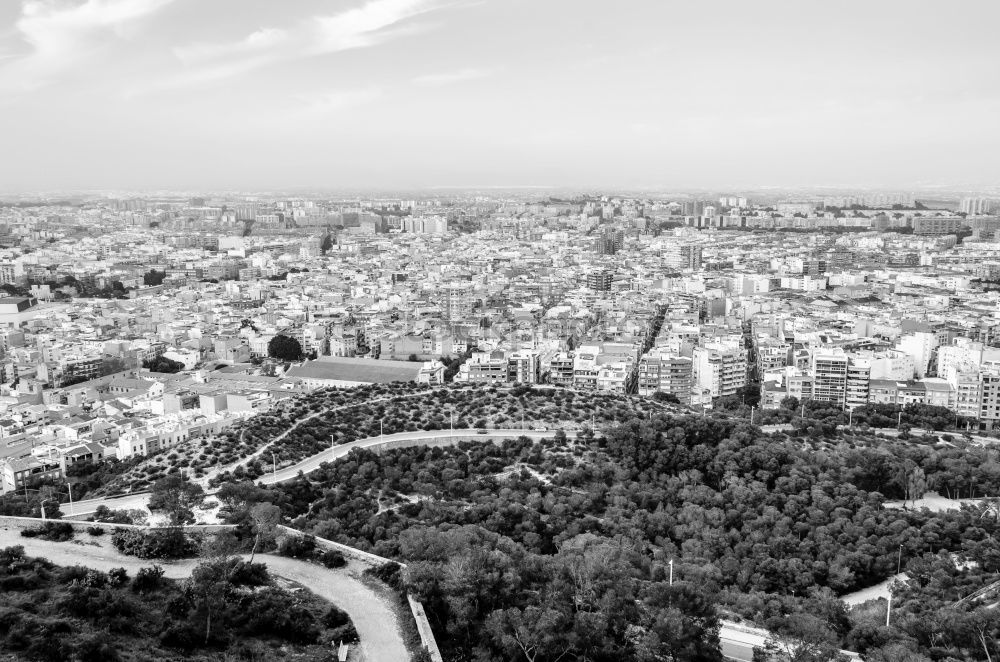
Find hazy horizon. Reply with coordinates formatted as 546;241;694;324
1;0;998;191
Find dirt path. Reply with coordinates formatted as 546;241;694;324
0;528;410;662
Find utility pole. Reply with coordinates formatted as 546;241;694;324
271;452;277;477
750;405;755;425
885;591;892;627
669;559;674;586
896;544;903;575
898;411;903;428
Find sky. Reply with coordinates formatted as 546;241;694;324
0;0;998;192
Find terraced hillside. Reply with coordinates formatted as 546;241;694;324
100;383;672;494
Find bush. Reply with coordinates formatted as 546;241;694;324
277;534;316;559
108;567;128;588
364;561;403;591
111;528;195;559
315;549;347;569
227;560;270;587
132;565;164;593
56;565;93;585
236;588;319;644
322;605;350;629
21;522;74;542
329;622;358;644
86;526;105;536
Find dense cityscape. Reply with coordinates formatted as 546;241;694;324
3;0;1000;660
0;190;997;660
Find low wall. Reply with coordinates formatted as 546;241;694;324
0;516;235;534
407;595;444;662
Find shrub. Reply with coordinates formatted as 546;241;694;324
21;522;74;542
277;534;316;559
56;565;92;585
322;605;350;629
237;588;319;644
86;526;105;536
132;565;164;593
329;622;358;643
111;528;195;559
364;561;403;591
315;549;347;569
227;560;270;587
108;567;128;588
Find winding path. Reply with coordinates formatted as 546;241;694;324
198;391;436;487
0;529;409;662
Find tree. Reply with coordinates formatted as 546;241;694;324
143;270;166;286
143;356;185;373
903;464;927;507
248;503;281;563
757;614;849;662
486;604;572;662
188;559;232;645
865;644;932;662
268;335;303;362
148;475;205;525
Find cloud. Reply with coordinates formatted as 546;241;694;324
0;0;175;90
174;27;288;65
166;0;464;88
412;66;494;86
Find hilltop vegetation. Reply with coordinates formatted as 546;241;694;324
211;413;1000;661
100;383;670;494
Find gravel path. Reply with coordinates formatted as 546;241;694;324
0;528;410;662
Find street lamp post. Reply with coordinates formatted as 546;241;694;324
64;482;74;516
897;411;903;428
750;405;755;425
270;452;277;477
39;497;55;522
669;559;674;586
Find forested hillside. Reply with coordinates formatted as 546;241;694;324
214;413;1000;661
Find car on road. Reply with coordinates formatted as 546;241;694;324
477;428;488;434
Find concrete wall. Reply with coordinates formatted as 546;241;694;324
0;516;235;534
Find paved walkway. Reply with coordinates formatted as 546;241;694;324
0;528;410;662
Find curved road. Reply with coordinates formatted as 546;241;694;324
0;529;409;662
254;428;575;486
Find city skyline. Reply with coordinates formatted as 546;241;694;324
1;0;998;191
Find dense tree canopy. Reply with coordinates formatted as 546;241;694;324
267;335;303;361
235;412;1000;661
